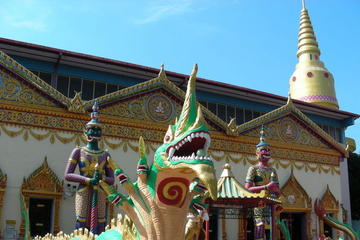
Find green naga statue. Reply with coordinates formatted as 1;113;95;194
23;65;216;240
96;64;217;240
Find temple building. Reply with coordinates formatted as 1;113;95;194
0;4;358;240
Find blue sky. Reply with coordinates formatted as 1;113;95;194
0;0;359;152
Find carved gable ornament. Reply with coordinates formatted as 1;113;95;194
280;170;311;210
320;185;339;213
242;116;330;149
21;157;63;194
0;51;69;109
235;98;347;157
20;157;63;237
100;90;181;124
84;66;223;130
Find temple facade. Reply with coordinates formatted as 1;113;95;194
0;5;358;240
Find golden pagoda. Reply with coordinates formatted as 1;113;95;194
289;1;339;109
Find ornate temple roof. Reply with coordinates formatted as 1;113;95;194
0;37;357;121
289;4;339;109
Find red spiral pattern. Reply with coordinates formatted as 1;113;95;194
157;177;190;207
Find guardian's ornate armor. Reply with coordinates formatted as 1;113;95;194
64;101;115;234
245;126;280;240
65;147;114;231
245;166;278;191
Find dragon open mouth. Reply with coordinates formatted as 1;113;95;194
166;131;211;162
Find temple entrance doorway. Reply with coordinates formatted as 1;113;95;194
280;212;306;240
29;198;53;237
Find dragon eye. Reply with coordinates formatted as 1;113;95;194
164;135;170;142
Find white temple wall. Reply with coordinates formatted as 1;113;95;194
0;132;344;237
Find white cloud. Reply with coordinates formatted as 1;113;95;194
10;20;46;31
136;0;196;24
0;0;51;31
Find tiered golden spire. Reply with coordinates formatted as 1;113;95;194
289;1;339;109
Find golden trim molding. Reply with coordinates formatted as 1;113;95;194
0;121;341;175
19;157;63;238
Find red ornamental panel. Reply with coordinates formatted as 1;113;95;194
157;177;190;207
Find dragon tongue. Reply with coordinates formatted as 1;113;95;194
189;164;217;200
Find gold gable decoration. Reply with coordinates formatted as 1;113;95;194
68;92;86;113
280;170;311;211
84;65;225;130
100;91;182;124
0;50;69;108
21;157;63;193
0;70;58;108
20;157;63;237
242;116;329;150
320;185;339;213
232;97;347;157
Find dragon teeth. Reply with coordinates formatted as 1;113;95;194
169;147;175;158
170;155;212;161
187;136;192;142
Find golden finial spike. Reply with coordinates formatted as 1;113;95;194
287;92;293;104
158;63;167;79
297;8;320;57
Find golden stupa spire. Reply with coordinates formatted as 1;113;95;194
289;1;339;109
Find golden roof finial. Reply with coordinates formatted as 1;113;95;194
297;7;320;57
158;63;167;79
287;92;293;105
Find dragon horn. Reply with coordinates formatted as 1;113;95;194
175;64;198;137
